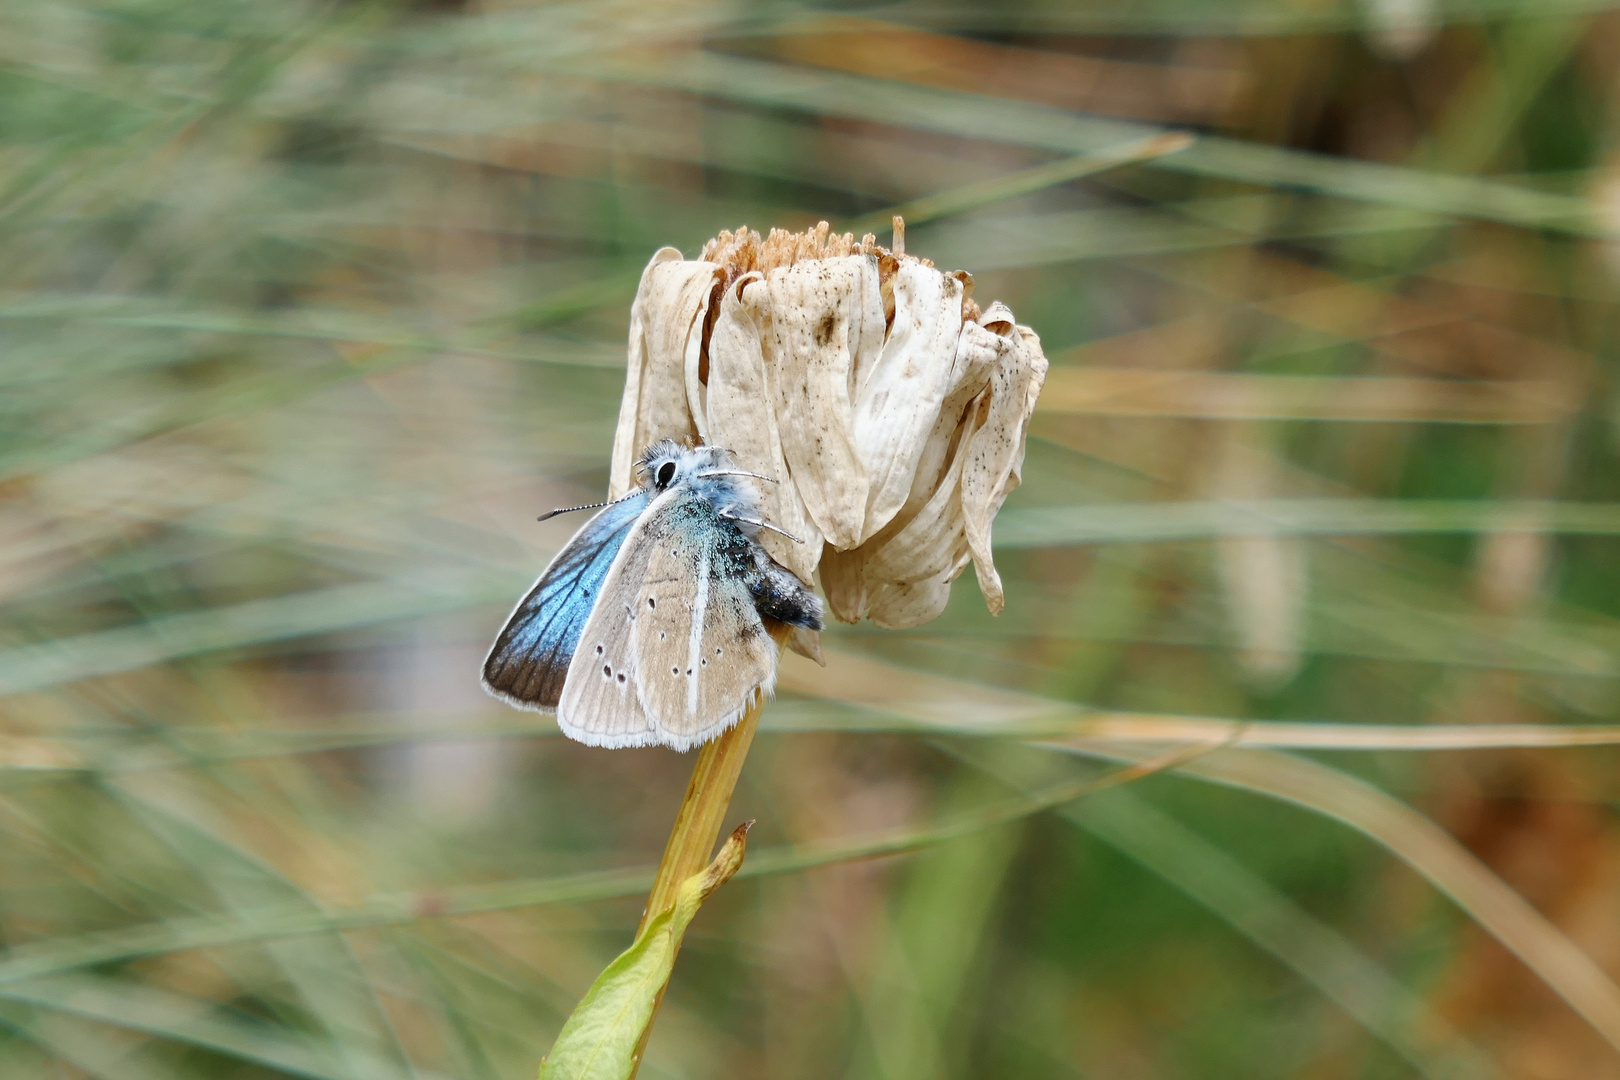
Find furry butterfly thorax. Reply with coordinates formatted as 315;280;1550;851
482;441;822;751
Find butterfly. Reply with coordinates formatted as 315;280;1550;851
482;440;823;751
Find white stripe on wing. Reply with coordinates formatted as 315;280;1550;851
685;543;710;716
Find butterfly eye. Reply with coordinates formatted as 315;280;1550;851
656;461;677;487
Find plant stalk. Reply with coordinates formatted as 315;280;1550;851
625;666;771;1077
637;698;763;936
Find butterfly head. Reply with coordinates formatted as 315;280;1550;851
638;440;765;519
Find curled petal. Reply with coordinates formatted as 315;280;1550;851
904;315;1001;515
786;624;825;665
866;553;970;630
705;273;822;584
609;250;723;498
817;544;868;625
821;379;978;628
860;428;971;590
959;306;1048;615
756;255;885;549
853;261;968;543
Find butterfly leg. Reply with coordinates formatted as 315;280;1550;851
718;508;803;544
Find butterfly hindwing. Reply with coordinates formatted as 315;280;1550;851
481;491;649;710
631;488;776;749
554;492;671;747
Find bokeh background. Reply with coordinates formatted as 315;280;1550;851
5;0;1620;1077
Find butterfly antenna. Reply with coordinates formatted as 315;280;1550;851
698;469;779;484
538;499;609;522
719;509;803;543
538;487;646;521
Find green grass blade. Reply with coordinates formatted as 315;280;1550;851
1053;739;1620;1059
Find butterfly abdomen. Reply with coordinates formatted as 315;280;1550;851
748;554;823;629
687;486;823;631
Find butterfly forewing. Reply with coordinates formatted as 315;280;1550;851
632;490;775;749
482;491;649;709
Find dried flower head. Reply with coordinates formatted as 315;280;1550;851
609;219;1047;630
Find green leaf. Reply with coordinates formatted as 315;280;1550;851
537;823;752;1080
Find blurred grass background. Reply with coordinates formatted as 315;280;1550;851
5;0;1620;1076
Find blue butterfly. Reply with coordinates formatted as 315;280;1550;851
482;440;822;750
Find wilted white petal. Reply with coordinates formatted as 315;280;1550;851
959;306;1048;615
817;291;1000;626
818;545;868;625
705;272;822;583
909;316;1002;505
610;246;678;496
1011;325;1047;484
852;260;967;543
865;553;969;630
756;255;885;549
686;318;710;445
785;624;825;665
820;387;977;627
861;431;971;589
609;250;724;498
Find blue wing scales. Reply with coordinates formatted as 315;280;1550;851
481;490;649;710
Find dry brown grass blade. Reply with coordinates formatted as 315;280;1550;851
776;650;1620;749
15;701;1617;793
761;15;1250;126
1037;368;1576;424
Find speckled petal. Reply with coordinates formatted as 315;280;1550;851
755;255;884;549
705;272;823;584
852;261;967;543
905;314;1002;517
959;305;1048;616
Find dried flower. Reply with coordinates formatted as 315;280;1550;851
609;220;1047;630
